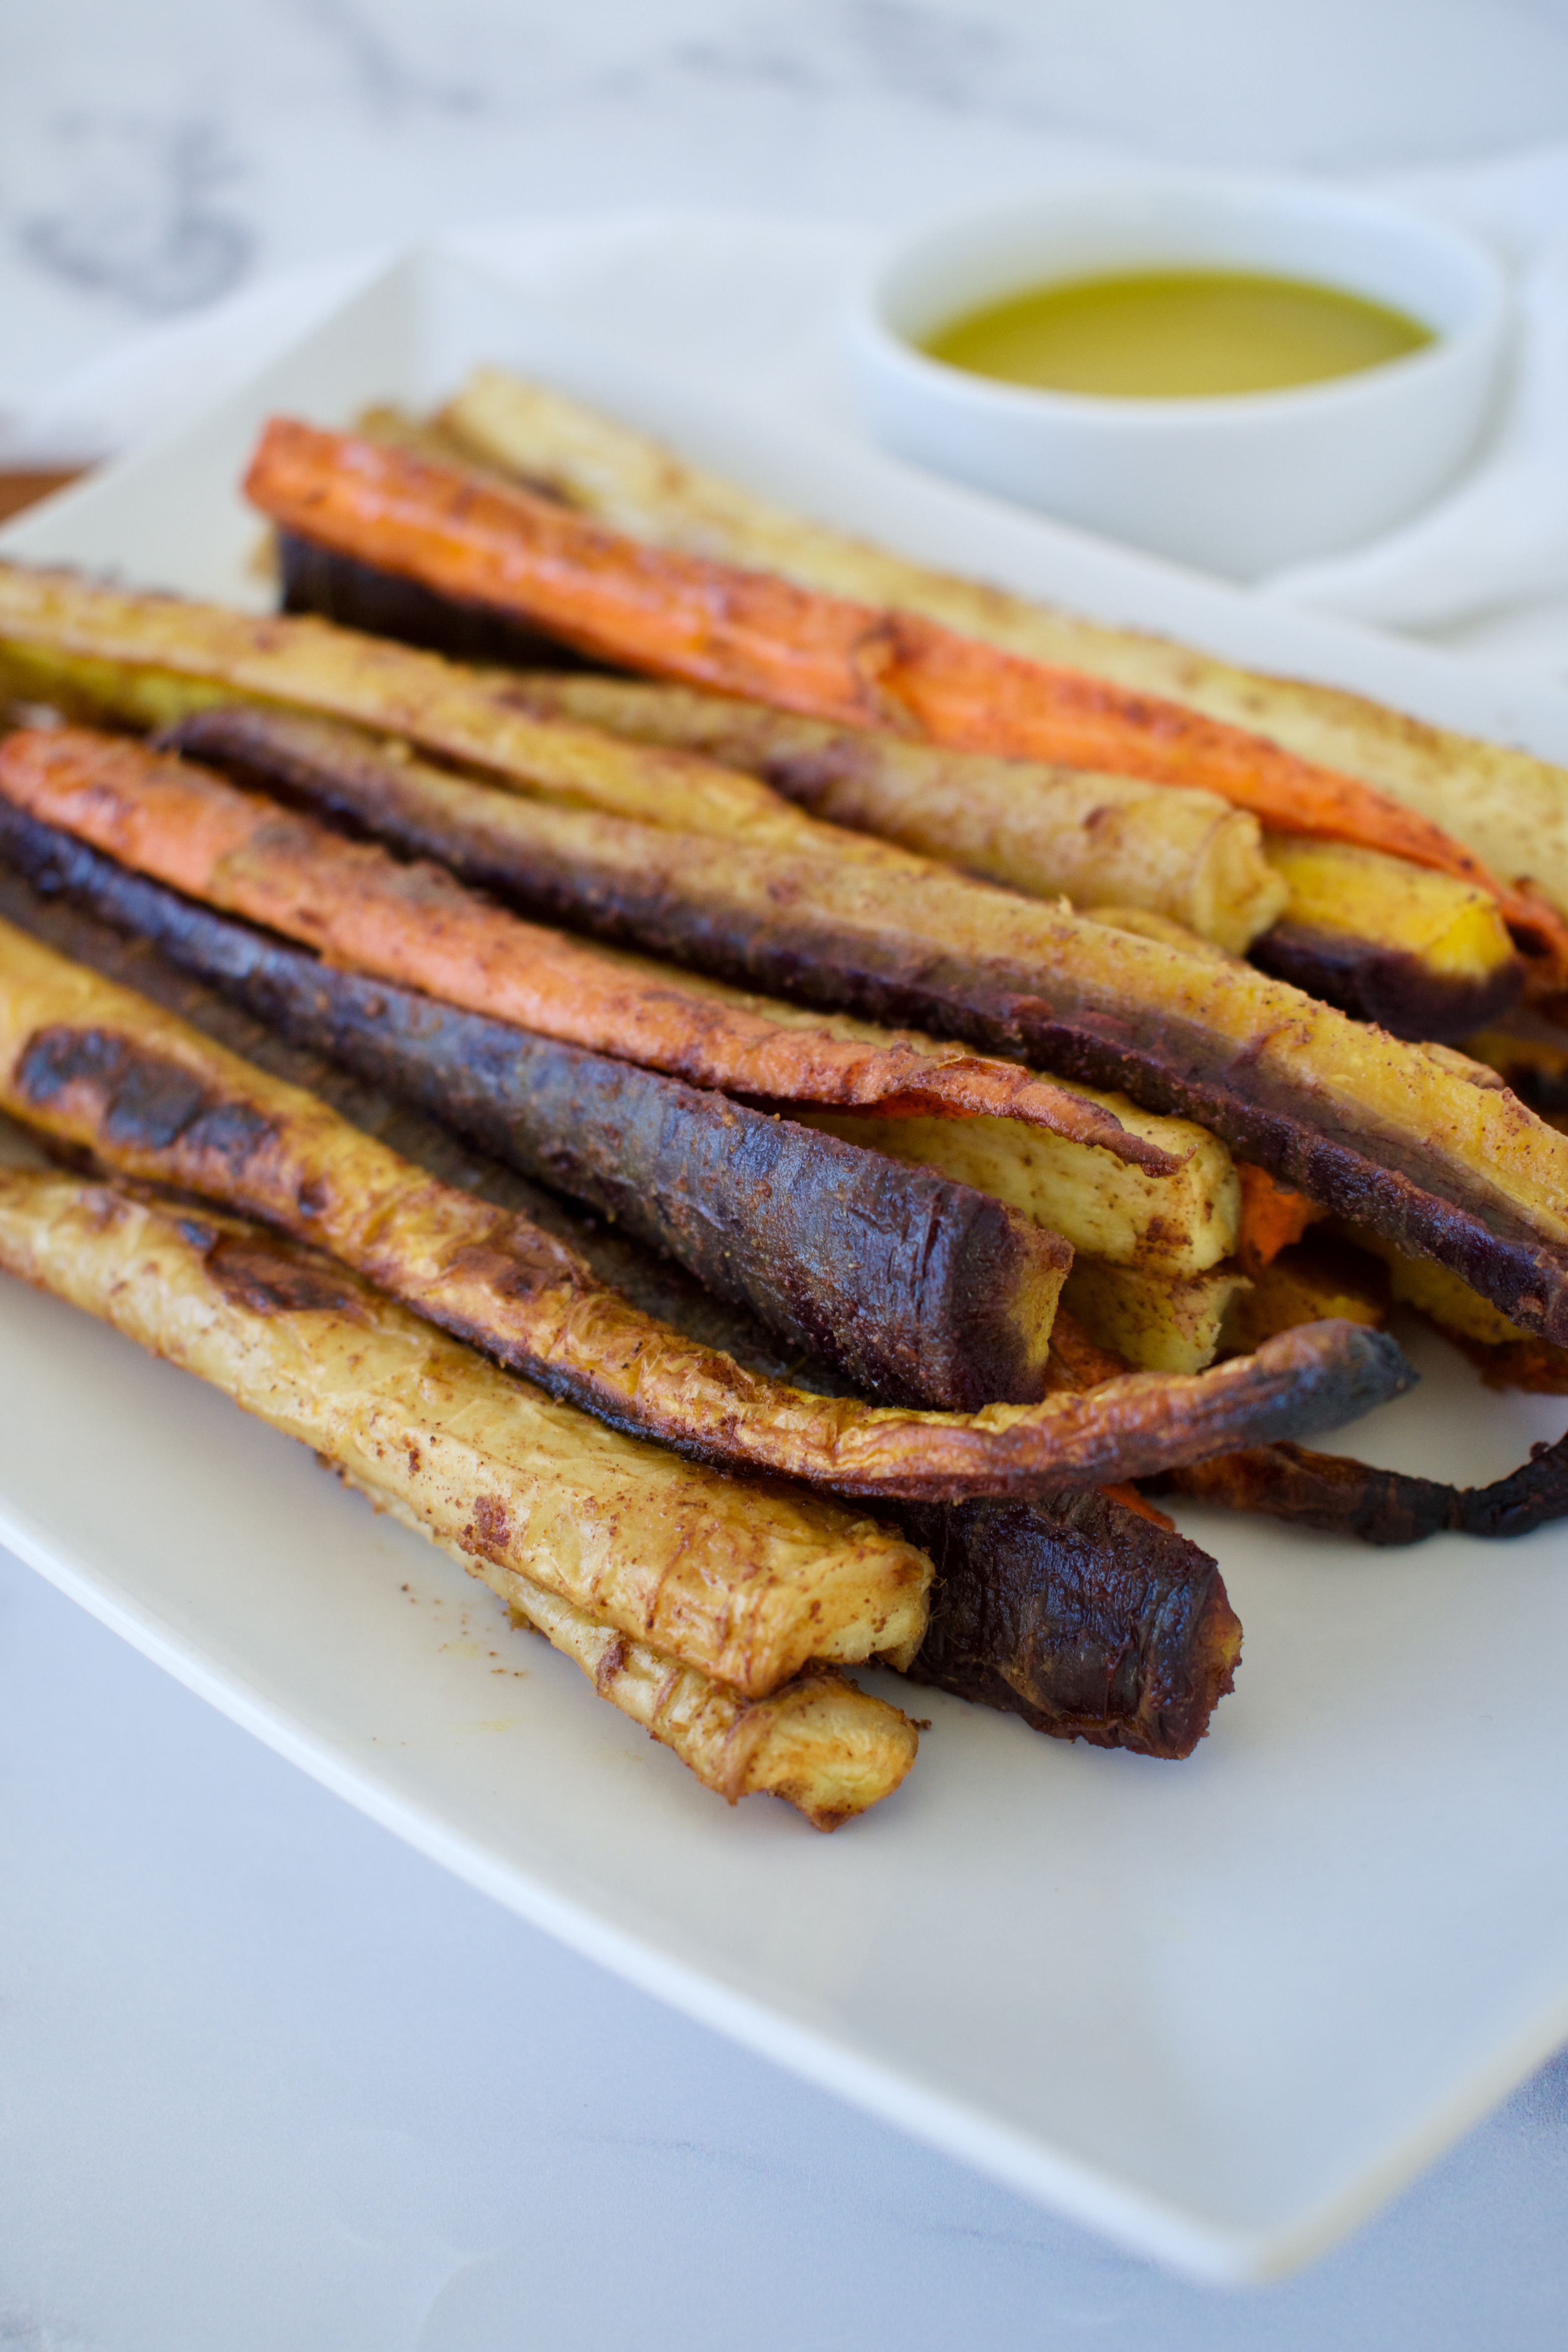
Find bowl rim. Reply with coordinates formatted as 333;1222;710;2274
848;169;1511;430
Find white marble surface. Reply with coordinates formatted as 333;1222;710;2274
6;1544;1568;2351
6;2;1568;2342
10;0;1568;413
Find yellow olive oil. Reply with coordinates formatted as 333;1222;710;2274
923;269;1433;399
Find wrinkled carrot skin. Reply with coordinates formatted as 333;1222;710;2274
248;421;890;727
1235;1163;1324;1276
242;419;1567;969
0;904;1412;1502
0;726;1173;1165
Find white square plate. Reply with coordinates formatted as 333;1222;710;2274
5;246;1568;2285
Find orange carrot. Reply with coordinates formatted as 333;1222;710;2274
243;418;1568;969
1098;1482;1177;1530
1235;1163;1325;1275
0;726;1177;1167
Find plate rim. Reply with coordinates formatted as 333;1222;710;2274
5;238;1568;2287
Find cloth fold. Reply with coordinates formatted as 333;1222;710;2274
1259;144;1568;657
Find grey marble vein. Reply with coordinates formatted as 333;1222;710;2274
283;0;488;120
17;114;255;316
5;0;1568;403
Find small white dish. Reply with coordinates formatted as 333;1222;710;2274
846;175;1510;579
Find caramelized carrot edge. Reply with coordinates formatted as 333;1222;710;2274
1098;1482;1177;1531
242;418;1568;971
0;726;1174;1166
1235;1163;1325;1276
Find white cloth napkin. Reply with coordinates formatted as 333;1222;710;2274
1259;144;1568;664
7;162;1568;673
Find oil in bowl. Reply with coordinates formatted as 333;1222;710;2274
853;178;1508;569
922;269;1434;401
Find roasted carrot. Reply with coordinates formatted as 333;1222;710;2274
16;724;1568;1351
0;726;1176;1166
242;419;1568;970
1152;1433;1568;1546
1235;1163;1324;1276
1096;1482;1177;1530
0;915;1411;1501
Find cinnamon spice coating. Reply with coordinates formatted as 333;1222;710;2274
0;863;1243;1759
51;705;1568;1348
0;917;1412;1498
484;669;1289;950
240;418;1563;968
264;592;1287;954
0;801;1069;1412
902;1488;1241;1758
0;1167;920;1819
433;363;1568;938
15;589;1568;1328
0;720;1167;1164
